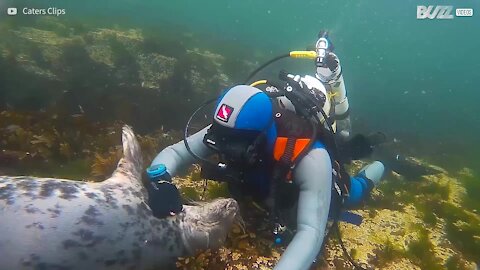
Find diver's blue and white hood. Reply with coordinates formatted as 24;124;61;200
213;85;273;131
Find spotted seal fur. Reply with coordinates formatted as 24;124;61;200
0;125;239;270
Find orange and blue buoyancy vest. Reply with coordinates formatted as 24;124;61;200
270;104;351;197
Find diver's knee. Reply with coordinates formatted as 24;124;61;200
346;161;385;207
359;161;385;186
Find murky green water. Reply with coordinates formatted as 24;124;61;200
2;0;479;170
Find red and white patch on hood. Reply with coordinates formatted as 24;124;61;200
216;104;234;122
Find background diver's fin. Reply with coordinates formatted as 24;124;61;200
383;154;442;180
339;211;363;226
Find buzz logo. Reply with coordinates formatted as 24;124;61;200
216;104;234;122
417;5;454;19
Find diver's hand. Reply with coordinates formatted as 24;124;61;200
146;164;183;218
325;52;339;72
147;180;183;218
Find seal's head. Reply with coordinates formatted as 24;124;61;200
180;198;240;254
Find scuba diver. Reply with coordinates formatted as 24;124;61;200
313;31;352;141
145;31;387;270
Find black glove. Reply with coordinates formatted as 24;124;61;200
325;53;339;72
340;132;387;162
147;172;183;218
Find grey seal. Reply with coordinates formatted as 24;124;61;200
0;125;239;270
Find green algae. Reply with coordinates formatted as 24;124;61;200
457;171;480;215
142;33;187;58
180;186;201;201
34;159;92;180
375;238;406;267
418;181;451;200
205;182;230;200
368;175;411;211
445;219;480;262
417;197;480;261
446;254;473;270
365;166;479;267
5;158;92;180
406;229;443;270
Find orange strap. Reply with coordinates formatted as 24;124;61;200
273;137;311;162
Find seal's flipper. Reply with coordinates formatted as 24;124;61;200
114;125;143;179
373;144;441;180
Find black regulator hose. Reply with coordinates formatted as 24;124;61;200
318;107;339;158
244;53;290;84
183;97;217;165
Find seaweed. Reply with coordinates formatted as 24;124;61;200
446;254;472;270
51;159;91;179
445;219;480;261
367;175;411;211
418;180;451;200
90;148;123;180
43;20;70;36
0;110;122;178
108;35;140;85
415;194;480;261
421;208;438;226
59;36;112;89
205;182;230;200
457;171;480;216
406;229;443;270
142;33;187;58
180;187;201;202
374;238;406;267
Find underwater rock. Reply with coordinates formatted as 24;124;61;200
5;27;75;81
184;49;232;94
323;163;479;270
84;28;143;68
137;53;177;89
0;20;236;123
424;172;466;208
34;17;72;36
0;22;231;95
328;205;424;266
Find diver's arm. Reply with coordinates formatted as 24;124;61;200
274;147;332;270
328;54;351;140
150;125;213;176
317;52;351;140
331;74;351;138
